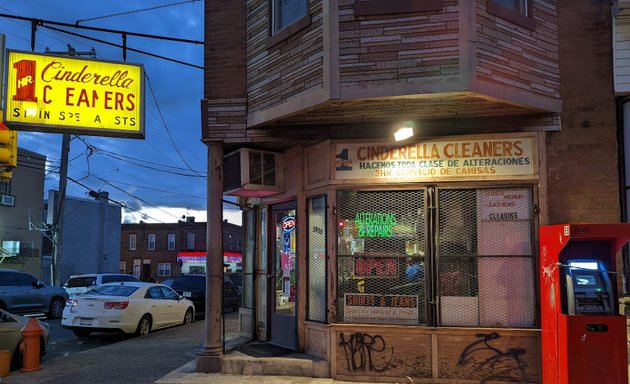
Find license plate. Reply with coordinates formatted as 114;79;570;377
80;318;93;326
183;291;191;298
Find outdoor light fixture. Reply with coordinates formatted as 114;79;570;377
394;126;414;141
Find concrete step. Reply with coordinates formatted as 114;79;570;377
222;352;330;378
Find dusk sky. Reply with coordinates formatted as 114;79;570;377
0;1;210;224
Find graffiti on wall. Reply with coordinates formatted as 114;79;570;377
338;332;394;372
457;332;529;383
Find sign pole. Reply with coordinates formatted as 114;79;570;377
52;133;69;286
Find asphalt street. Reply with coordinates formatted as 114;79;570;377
1;319;205;384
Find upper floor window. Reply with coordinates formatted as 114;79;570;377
487;0;534;30
168;234;176;251
148;234;156;251
129;234;137;251
271;0;308;34
187;233;195;250
491;0;528;16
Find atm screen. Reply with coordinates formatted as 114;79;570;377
575;274;597;286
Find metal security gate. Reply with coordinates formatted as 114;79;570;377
336;186;535;328
223;200;253;352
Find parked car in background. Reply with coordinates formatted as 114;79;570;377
63;273;140;297
0;308;50;371
0;269;68;319
167;274;242;314
62;282;195;338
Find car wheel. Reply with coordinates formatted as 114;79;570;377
183;308;194;325
135;315;152;336
10;343;23;371
73;329;91;338
47;297;65;319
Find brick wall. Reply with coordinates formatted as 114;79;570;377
338;0;460;88
246;0;325;113
203;0;247;141
204;0;247;99
546;1;620;223
475;0;560;99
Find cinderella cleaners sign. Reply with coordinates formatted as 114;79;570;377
4;50;144;138
335;134;536;181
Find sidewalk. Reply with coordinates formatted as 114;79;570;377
156;360;392;384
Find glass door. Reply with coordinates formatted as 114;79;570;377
269;201;297;349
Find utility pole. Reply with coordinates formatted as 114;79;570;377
49;44;96;286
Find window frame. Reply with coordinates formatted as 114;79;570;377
148;234;156;251
168;233;176;251
354;0;442;16
158;263;172;277
187;233;195;250
266;0;310;48
487;0;535;30
129;234;137;251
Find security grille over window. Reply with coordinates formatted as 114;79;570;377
308;196;327;322
335;187;535;328
337;190;426;325
222;200;252;352
437;188;534;328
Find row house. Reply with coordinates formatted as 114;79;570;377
120;218;243;282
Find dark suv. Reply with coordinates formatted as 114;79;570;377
0;269;69;318
167;274;241;315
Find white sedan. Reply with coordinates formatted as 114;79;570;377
61;282;195;337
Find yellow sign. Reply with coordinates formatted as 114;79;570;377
4;50;144;138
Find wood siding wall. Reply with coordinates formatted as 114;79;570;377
332;324;540;383
246;0;325;114
475;0;560;100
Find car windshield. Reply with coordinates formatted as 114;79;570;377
65;277;97;288
87;285;139;297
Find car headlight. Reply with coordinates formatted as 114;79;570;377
66;299;79;307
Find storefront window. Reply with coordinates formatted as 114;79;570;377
307;196;327;322
336;187;535;328
437;188;534;327
337;190;426;325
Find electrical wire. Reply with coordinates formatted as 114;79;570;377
145;73;207;179
87;177;205;200
66;175;208;238
76;1;199;24
0;6;94;50
41;24;202;69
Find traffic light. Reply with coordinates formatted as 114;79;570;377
0;121;17;175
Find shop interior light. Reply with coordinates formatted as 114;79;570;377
394;126;414;141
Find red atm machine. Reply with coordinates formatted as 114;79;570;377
540;224;630;384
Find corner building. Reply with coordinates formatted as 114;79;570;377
202;1;623;382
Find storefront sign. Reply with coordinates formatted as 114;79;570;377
355;212;396;238
353;256;398;278
478;189;531;221
5;50;144;138
282;216;296;231
344;293;418;324
335;136;535;181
